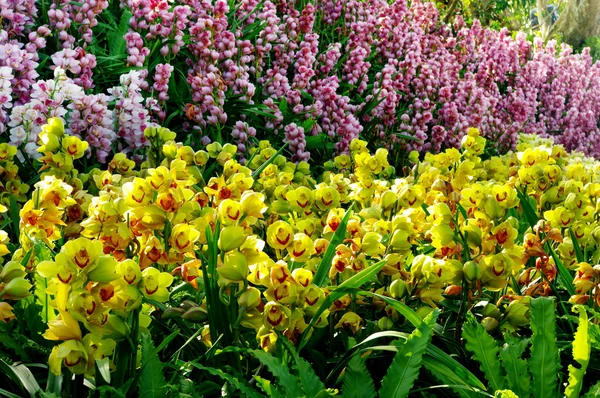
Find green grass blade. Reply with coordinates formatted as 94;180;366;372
313;207;353;287
298;259;387;351
341;354;376;398
462;313;504;392
421;356;486;398
251;142;289;180
378;310;439;398
529;297;559;398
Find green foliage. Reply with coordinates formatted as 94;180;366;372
463;312;504;392
499;335;530;398
565;306;591;398
341;354;376;398
378;310;439;398
529;297;559;398
139;333;168;398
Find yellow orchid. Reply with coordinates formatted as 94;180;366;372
141;267;174;302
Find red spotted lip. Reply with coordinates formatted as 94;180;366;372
267;313;283;327
145;285;159;295
276;235;290;246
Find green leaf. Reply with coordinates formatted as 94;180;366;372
499;335;530;398
298;259;387;351
462;313;504;392
565;306;591;398
253;376;282;398
108;10;133;57
139;333;168;398
529;297;559;398
568;228;585;263
186;362;265;398
378;310;439;398
0;359;41;398
341;354;376;398
279;338;325;397
582;380;600;398
251;350;303;397
251;142;289;180
96;357;111;385
313;206;353;287
8;194;19;238
546;243;576;296
421;356;483;398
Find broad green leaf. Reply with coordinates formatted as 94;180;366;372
341;354;376;398
378;310;439;398
565;306;591;398
463;313;504;392
499;335;530;398
529;297;559;398
313;207;353;287
139;333;168;398
279;338;325;397
251;350;303;397
187;362;265;398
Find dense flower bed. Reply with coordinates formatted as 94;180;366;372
2;119;600;396
2;0;600;166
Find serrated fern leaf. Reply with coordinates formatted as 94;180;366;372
529;297;559;398
139;333;168;398
500;335;530;398
582;380;600;398
378;310;439;398
565;306;591;398
188;363;265;398
253;376;282;398
462;313;504;392
279;338;325;397
341;354;376;398
251;350;303;397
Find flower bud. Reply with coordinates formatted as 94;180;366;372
377;316;394;331
162;307;185;320
218;226;246;252
238;287;262;309
388;279;407;299
481;317;498;333
481;303;501;319
463;261;481;282
182;307;208;322
2;277;32;299
0;302;16;323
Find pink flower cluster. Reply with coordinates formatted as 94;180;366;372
2;0;600;162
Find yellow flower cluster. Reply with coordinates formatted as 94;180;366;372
8;118;600;381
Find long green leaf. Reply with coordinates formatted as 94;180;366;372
546;243;576;296
251;350;303;397
565;306;591;398
298;259;387;351
529;297;559;398
422;356;485;398
0;359;41;398
8;194;19;238
499;335;530;398
378;310;439;398
341;354;376;398
251;142;289;180
187;362;265;398
139;333;168;398
568;229;585;263
462;313;504;392
313;207;353;287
